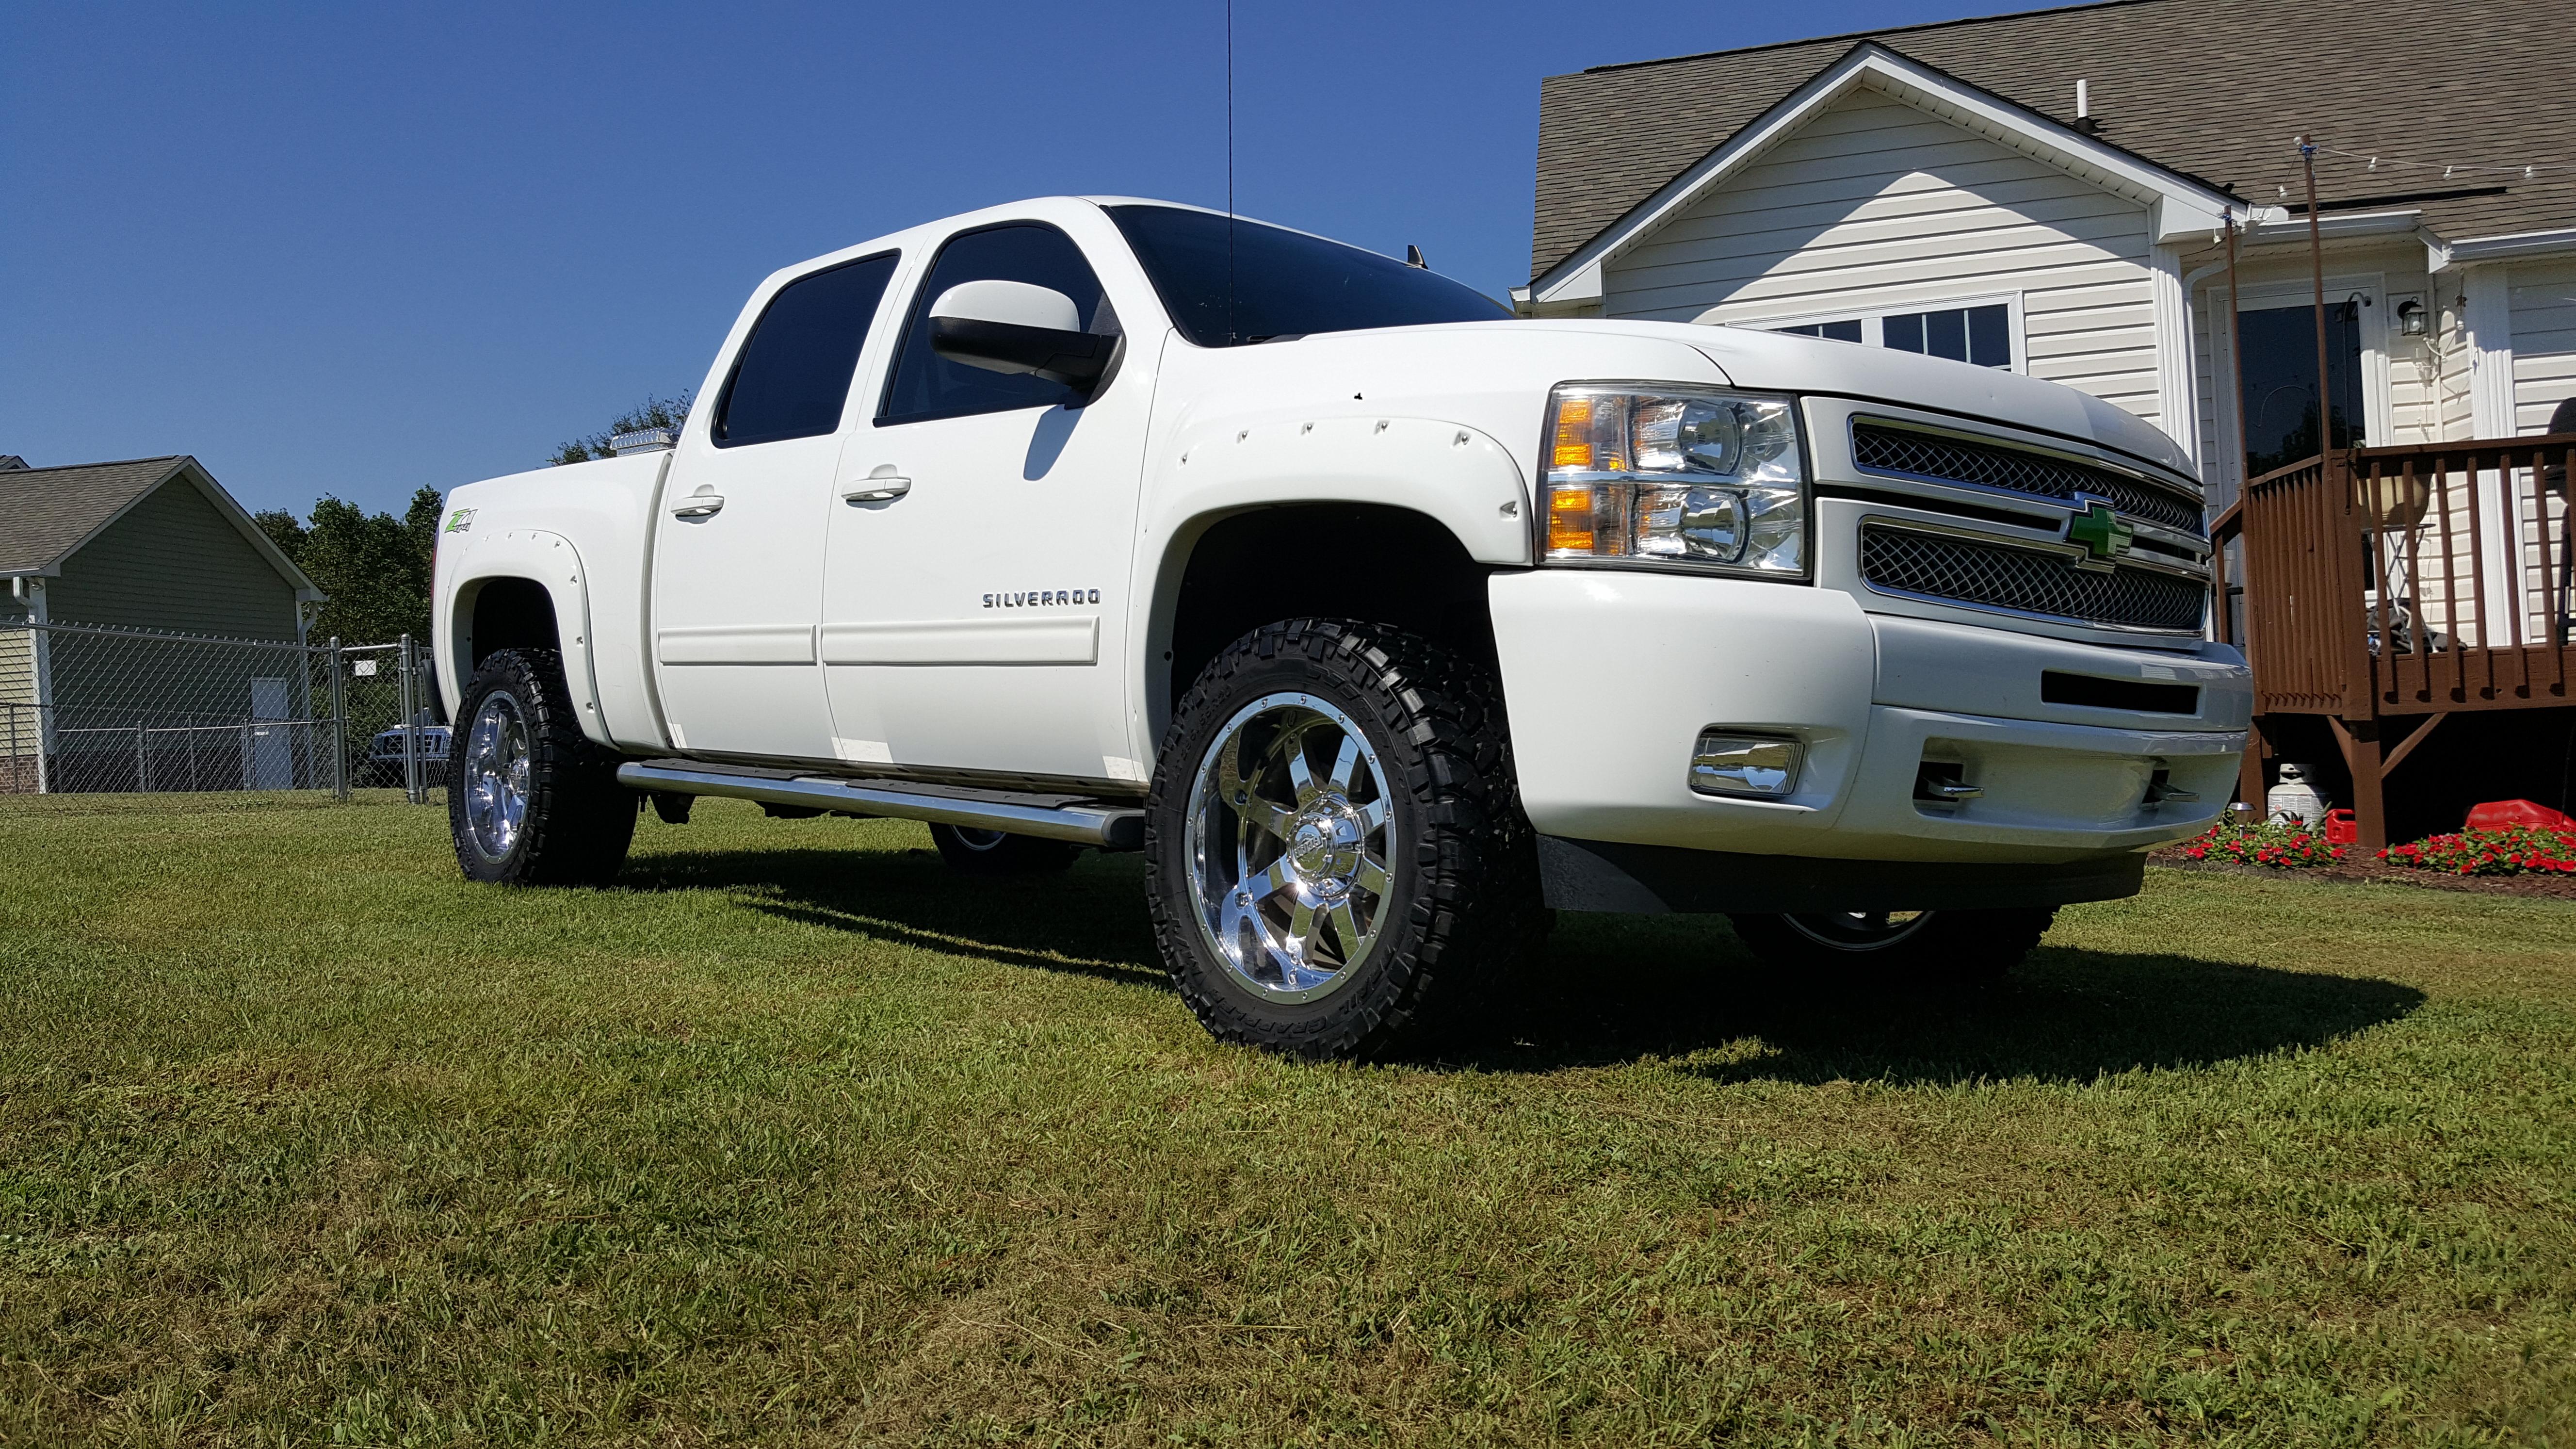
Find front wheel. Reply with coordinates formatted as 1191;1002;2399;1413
1726;907;2055;986
1145;618;1532;1059
448;649;635;887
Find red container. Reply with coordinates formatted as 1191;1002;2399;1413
2465;799;2576;832
2323;809;2358;845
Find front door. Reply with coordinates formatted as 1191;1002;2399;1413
651;251;901;760
820;221;1152;784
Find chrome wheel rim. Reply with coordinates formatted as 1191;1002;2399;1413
463;692;531;862
1782;910;1935;952
1184;692;1396;1004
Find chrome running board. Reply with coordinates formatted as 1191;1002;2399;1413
614;762;1144;850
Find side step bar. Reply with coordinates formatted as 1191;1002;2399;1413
615;762;1145;850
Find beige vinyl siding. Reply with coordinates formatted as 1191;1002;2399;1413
1600;89;2163;425
2506;262;2574;640
44;479;299;640
2510;262;2576;432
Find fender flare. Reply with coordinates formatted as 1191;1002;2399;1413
448;529;612;747
1131;414;1533;743
1147;414;1532;566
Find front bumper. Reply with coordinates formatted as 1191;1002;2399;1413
1489;570;2250;907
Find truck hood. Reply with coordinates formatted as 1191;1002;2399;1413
1508;319;2195;479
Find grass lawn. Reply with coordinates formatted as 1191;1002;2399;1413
2;794;2572;1447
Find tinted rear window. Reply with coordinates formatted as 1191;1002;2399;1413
1106;205;1507;347
712;251;899;447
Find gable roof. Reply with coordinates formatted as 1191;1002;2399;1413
1525;41;2245;308
1532;0;2576;283
0;455;324;599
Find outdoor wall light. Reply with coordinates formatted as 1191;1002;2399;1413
2397;298;2428;336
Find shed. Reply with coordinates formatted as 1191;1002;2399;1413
2;456;327;792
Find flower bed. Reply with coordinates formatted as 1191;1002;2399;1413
2176;815;2347;868
2380;826;2576;877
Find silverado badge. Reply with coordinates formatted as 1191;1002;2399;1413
2065;498;2133;569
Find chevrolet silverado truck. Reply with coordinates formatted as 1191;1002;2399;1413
432;196;2251;1058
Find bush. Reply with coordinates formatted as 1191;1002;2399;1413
2177;814;2348;868
2381;826;2576;876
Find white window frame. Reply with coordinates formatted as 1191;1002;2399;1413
1711;291;2029;374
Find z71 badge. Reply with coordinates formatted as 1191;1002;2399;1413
984;588;1102;608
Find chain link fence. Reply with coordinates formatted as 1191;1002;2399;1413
0;620;446;805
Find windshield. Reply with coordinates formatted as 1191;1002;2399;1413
1105;204;1509;347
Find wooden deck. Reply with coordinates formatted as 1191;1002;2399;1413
2211;434;2575;846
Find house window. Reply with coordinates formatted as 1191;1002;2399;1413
1777;319;1862;343
1768;301;2015;370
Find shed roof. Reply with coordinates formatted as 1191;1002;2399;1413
0;455;323;599
1532;0;2576;282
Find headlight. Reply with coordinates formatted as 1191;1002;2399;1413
1540;385;1806;575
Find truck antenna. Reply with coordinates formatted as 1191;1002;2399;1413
1226;0;1237;344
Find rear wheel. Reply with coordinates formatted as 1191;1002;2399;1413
1726;907;2055;986
448;649;635;886
928;823;1080;876
1146;619;1532;1059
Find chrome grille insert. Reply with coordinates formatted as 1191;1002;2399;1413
1852;423;2204;537
1859;525;2205;632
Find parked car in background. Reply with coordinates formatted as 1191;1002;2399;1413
360;713;449;788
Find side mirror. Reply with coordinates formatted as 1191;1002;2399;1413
929;280;1116;397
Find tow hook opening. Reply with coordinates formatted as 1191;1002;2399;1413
1913;758;1980;808
2143;764;2198;808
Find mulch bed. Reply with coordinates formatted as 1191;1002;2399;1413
2151;849;2576;900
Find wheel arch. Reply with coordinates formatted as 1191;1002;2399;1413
1142;502;1504;746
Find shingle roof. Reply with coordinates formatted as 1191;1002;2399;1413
1532;0;2576;282
0;456;193;575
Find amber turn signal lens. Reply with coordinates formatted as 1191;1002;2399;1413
1550;396;1595;471
1546;484;1596;553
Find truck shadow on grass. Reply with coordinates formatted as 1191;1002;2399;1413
620;843;2424;1086
1450;912;2427;1085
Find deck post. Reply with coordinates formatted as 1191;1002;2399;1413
2329;717;2388;851
2237;717;2268;812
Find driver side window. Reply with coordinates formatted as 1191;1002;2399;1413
878;223;1114;426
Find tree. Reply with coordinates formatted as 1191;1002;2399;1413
552;391;693;466
258;487;445;645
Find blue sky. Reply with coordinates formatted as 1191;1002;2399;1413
3;0;2013;516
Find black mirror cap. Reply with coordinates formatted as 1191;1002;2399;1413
930;316;1117;396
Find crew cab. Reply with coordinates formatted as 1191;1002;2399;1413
432;196;2250;1058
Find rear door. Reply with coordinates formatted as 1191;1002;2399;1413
818;216;1157;784
650;251;901;760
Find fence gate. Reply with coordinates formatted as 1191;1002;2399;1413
0;620;445;804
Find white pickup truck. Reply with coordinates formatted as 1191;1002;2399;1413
432;195;2250;1057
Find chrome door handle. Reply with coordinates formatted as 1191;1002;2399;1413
1920;781;1983;801
670;492;726;518
841;476;911;503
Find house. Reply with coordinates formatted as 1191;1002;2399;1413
1521;0;2574;842
1;456;326;792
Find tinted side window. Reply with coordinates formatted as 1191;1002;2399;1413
712;252;899;448
879;224;1111;426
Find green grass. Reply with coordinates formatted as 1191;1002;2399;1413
2;796;2572;1447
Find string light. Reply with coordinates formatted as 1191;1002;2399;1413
2299;141;2576;179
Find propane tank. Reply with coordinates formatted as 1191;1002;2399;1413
2267;764;2327;830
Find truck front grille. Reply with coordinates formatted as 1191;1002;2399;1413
1852;423;2204;537
1859;525;2205;632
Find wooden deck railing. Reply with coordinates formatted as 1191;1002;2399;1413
2212;433;2576;719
